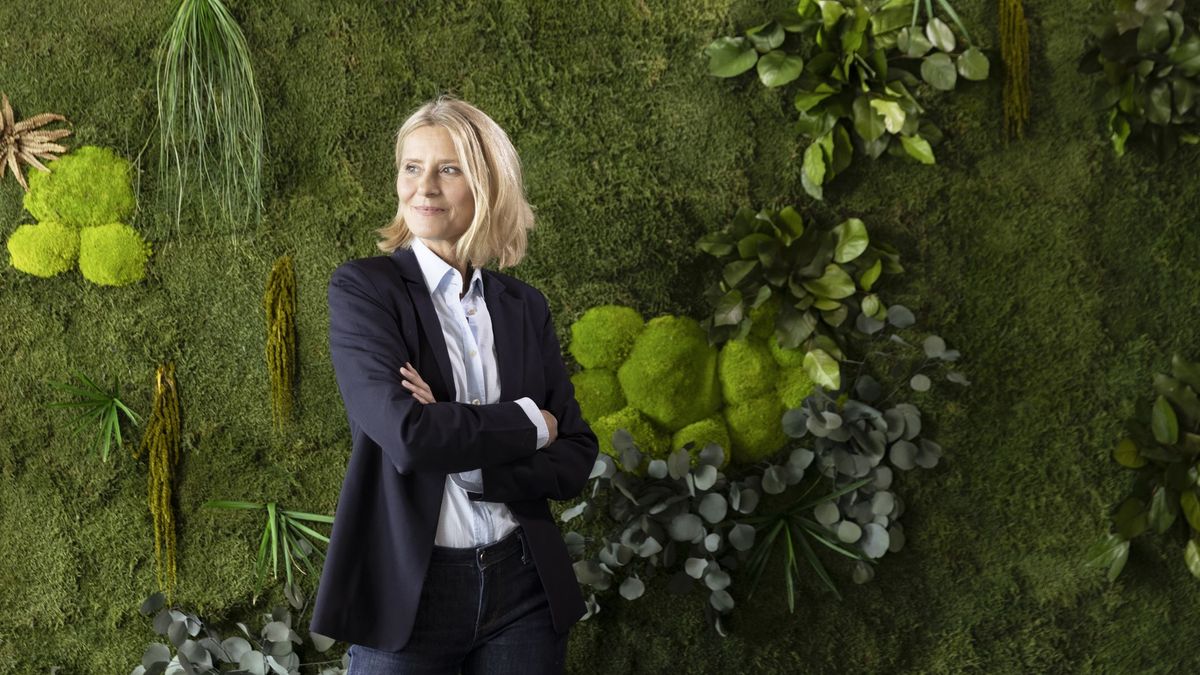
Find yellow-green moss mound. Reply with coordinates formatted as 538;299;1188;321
618;315;720;431
778;365;817;409
593;406;669;466
7;222;79;278
569;305;645;369
23;146;136;227
769;336;807;368
748;294;780;340
672;415;731;468
570;368;626;421
78;224;151;287
724;394;787;464
718;337;777;404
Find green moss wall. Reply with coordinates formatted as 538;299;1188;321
2;0;1198;672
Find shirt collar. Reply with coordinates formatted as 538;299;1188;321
410;237;484;298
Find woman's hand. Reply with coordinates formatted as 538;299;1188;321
399;362;436;404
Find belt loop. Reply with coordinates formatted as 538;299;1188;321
519;529;530;564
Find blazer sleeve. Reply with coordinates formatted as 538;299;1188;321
471;295;599;502
328;262;538;475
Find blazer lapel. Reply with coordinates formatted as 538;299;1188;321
484;271;525;403
391;248;457;402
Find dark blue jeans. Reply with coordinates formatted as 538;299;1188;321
346;528;568;674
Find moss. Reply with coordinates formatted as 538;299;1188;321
6;222;79;278
724;394;787;465
769;337;807;368
778;365;817;410
568;304;644;369
77;224;151;287
718;337;777;404
592;406;668;469
570;368;625;422
617;315;720;431
23;146;136;227
671;415;731;468
748;294;780;340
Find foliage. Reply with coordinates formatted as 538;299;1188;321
264;255;297;431
999;0;1032;139
568;305;646;369
131;591;345;675
1088;354;1200;582
705;0;989;199
156;0;264;230
0;92;72;192
6;221;79;278
1079;0;1200;158
48;369;141;463
696;205;904;390
134;363;183;601
617;315;722;431
78;223;152;287
202;500;333;611
23;146;134;227
724;394;788;463
592;406;669;470
570;368;626;421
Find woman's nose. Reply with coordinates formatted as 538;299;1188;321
417;171;439;195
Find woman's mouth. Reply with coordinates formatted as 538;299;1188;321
412;206;445;215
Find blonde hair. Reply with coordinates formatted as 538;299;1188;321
376;96;535;270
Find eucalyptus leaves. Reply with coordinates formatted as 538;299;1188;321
1088;354;1200;582
705;0;989;199
1079;0;1200;158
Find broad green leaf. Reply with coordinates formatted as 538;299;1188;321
723;259;758;287
900;134;935;164
921;52;958;90
705;37;758;77
802;263;856;299
804;348;840;390
859;258;883;291
1138;14;1171;53
714;289;745;327
1152;395;1179;445
795;84;837;112
852;96;887;142
957;47;990;81
778;206;804;238
900;28;933;58
802;139;828;195
757;50;804;87
818;0;845;29
746;21;785;52
1182;490;1200;531
861;294;880;317
925;17;956;53
1114;497;1148;539
832;218;869;263
1110;111;1131;157
1085;532;1130;582
1113;438;1148;469
829;124;853;176
737;233;774;260
1187;538;1200;579
869;99;906;134
1146;82;1172;125
1150;486;1178;534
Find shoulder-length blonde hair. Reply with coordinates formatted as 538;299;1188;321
376;96;536;270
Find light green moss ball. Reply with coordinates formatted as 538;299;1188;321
617;315;721;432
672;415;731;468
568;305;645;369
724;394;787;464
748;294;780;340
571;368;625;422
593;406;669;470
24;146;136;227
769;337;807;368
78;224;151;287
718;337;777;405
778;366;817;409
7;222;79;278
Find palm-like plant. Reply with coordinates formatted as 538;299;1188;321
49;370;142;462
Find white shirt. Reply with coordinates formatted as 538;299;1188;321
410;238;549;547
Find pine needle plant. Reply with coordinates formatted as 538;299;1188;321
999;0;1031;139
134;363;183;600
49;369;142;463
156;0;264;231
264;254;296;431
203;500;333;610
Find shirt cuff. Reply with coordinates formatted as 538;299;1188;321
514;396;549;449
450;471;483;494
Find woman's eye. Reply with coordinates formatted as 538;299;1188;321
404;164;420;174
441;166;461;175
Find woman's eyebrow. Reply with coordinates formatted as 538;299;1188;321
402;158;460;164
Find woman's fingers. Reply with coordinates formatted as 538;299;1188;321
399;363;436;403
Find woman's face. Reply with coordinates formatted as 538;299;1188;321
397;125;476;251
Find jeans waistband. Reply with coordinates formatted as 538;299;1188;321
430;527;526;568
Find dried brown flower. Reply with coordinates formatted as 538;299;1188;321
1;93;72;191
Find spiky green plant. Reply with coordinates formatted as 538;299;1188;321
49;370;142;463
156;0;264;230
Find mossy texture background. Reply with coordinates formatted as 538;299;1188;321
2;0;1199;672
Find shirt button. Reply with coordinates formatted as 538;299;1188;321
471;398;480;405
467;308;476;316
469;350;477;358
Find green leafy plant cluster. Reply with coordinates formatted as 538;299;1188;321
1088;354;1200;582
48;370;142;463
5;145;151;286
705;0;989;199
131;591;345;675
696;205;903;390
1079;0;1200;158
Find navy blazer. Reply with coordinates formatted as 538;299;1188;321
310;246;599;651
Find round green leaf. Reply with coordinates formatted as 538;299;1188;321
1114;497;1148;540
804;348;840;390
1113;438;1147;469
1150;486;1178;534
1138;14;1171;54
957;47;990;81
859;258;883;291
705;37;758;77
833;218;869;263
757;50;804;88
802;263;856;299
921;53;958;91
925;18;956;53
1152;395;1180;445
1186;538;1200;579
852;96;886;142
869;99;906;134
899;135;935;164
746;21;785;52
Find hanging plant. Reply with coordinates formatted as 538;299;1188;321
999;0;1031;139
264;254;297;430
135;363;183;600
1079;0;1200;158
156;0;264;229
705;0;990;199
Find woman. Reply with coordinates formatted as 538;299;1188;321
310;96;599;674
